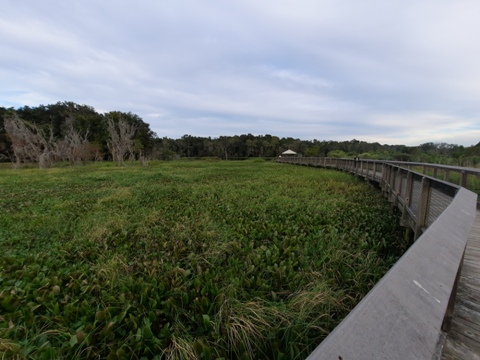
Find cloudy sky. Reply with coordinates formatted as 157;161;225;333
1;1;480;146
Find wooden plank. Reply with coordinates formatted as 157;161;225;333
456;288;480;304
457;276;480;290
462;263;480;273
464;247;480;254
451;304;480;331
442;337;480;360
446;330;480;353
460;271;480;281
457;297;480;313
464;257;480;264
458;282;480;293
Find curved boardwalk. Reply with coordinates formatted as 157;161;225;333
441;210;480;359
280;158;479;358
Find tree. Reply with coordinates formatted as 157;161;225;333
4;114;56;168
106;115;137;165
304;146;319;157
0;107;14;162
328;149;347;158
60;117;92;164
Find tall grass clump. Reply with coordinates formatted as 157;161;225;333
0;160;407;359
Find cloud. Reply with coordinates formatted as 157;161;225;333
1;0;480;146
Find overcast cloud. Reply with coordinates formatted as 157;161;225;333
1;0;480;146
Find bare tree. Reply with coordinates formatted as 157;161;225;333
128;138;148;166
87;142;104;162
4;114;94;167
106;116;137;165
4;114;55;168
62;117;91;164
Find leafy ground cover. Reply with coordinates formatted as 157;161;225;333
0;159;407;359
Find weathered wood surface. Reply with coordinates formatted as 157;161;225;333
441;210;480;360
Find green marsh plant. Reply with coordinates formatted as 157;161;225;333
0;160;406;359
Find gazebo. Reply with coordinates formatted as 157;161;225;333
281;149;297;157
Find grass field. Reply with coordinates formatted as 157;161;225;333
0;159;407;359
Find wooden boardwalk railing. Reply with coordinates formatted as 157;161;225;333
277;157;478;360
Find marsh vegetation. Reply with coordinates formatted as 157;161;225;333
0;160;407;359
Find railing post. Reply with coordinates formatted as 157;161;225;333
378;162;384;186
400;172;413;227
381;164;388;191
388;166;396;202
381;165;388;192
387;165;394;192
387;166;395;202
393;168;403;206
414;177;431;240
461;171;467;188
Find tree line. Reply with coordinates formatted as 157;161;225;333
0;102;155;167
1;101;479;167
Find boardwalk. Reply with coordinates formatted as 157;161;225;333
441;210;480;359
280;157;479;359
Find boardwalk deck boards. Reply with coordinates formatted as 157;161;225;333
441;210;480;359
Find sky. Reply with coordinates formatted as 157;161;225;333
1;1;480;146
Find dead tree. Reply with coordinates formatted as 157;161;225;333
62;117;91;164
3;114;55;168
106;116;137;165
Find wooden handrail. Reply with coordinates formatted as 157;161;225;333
277;157;478;360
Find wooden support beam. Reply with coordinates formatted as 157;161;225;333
393;168;403;207
461;171;467;188
400;172;413;227
414;177;430;240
